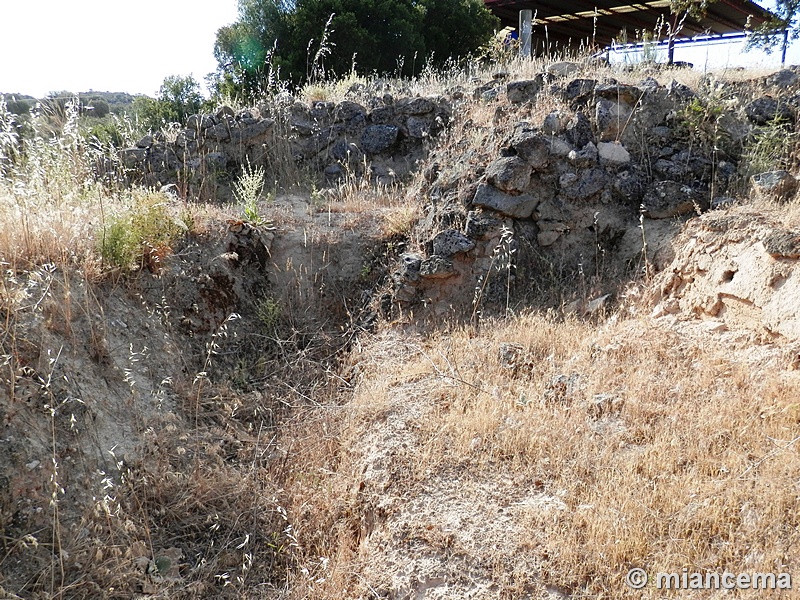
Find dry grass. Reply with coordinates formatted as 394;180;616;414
286;312;800;598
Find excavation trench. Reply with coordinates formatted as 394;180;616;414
0;194;393;598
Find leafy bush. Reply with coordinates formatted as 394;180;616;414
100;193;184;270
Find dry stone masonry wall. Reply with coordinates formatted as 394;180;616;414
385;67;800;317
118;93;452;197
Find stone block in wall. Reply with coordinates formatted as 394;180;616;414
508;130;550;170
642;180;704;218
120;147;147;169
506;77;543;104
472;183;542;219
429;230;476;258
229;119;274;145
559;168;607;200
595;99;632;142
485;156;532;194
361;125;400;155
565;112;594;149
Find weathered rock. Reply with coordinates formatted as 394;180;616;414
638;76;660;93
401;97;437;115
361;125;400;154
216;105;236;119
763;230;800;258
119;147;146;168
595;99;632;142
399;253;423;282
230;119;274;144
594;82;641;104
407;116;433;138
205;122;231;142
547;62;579;77
419;256;456;279
542;110;570;135
473;183;541;218
642;180;703;219
310;101;336;121
559;168;607;200
136;135;153;149
465;211;503;239
472;80;501;101
745;96;793;124
485;156;532;193
612;170;644;203
564;78;597;103
508;130;550;169
330;139;364;164
176;128;196;147
430;230;476;257
565;112;594;148
546;137;573;158
334;101;366;122
536;230;562;246
506;77;543;103
368;106;395;125
666;80;695;100
766;69;800;88
597;141;631;166
204;151;228;170
567;142;598;168
752;170;798;201
711;196;737;210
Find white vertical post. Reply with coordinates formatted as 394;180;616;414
519;10;533;59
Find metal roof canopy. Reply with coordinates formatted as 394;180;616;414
484;0;772;50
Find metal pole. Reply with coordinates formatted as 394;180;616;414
520;10;532;59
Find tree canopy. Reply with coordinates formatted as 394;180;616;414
745;0;800;66
212;0;499;99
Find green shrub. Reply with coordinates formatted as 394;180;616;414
100;193;184;270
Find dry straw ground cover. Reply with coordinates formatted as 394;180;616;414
284;312;800;598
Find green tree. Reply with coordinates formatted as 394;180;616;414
212;0;498;99
86;97;110;118
746;0;800;66
158;75;203;123
213;0;293;100
132;75;204;132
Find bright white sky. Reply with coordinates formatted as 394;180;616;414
0;0;796;98
0;0;239;97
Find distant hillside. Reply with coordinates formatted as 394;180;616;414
1;90;142;117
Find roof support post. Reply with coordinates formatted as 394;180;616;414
520;9;533;58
